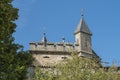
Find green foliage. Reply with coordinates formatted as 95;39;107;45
55;53;100;80
0;0;33;80
33;67;56;80
33;52;120;80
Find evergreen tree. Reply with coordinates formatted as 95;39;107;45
0;0;33;80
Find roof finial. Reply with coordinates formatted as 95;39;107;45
62;36;65;43
41;32;47;47
43;32;46;36
81;9;85;17
43;26;46;33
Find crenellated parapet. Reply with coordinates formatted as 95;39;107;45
29;42;37;50
29;41;80;52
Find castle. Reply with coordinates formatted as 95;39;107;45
29;14;100;67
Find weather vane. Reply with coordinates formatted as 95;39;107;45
81;9;85;17
43;26;46;34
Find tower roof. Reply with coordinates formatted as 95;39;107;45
74;16;92;35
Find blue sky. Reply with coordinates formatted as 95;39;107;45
13;0;120;66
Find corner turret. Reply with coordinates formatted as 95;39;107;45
74;14;92;57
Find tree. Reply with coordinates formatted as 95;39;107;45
33;66;56;80
55;53;100;80
33;52;120;80
0;0;33;80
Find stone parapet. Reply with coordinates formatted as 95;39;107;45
29;42;79;52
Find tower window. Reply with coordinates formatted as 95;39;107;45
76;38;79;44
85;38;87;48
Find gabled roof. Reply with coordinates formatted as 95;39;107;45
74;16;92;35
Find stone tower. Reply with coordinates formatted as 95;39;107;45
74;15;92;57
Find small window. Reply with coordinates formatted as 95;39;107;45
43;56;50;58
76;39;79;44
61;57;67;59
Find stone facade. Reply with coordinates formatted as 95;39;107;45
29;15;100;67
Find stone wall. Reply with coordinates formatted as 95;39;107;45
32;52;71;66
29;42;79;52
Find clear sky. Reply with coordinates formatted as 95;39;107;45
13;0;120;66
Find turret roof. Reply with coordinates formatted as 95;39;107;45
74;16;92;35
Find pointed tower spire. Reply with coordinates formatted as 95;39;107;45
74;10;92;35
41;33;47;47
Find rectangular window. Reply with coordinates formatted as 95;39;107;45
43;56;50;58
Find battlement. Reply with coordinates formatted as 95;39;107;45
29;42;80;52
